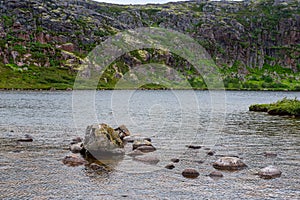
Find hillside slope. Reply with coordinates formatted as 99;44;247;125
0;0;299;90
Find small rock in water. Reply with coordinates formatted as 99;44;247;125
70;142;83;153
171;158;180;163
62;155;87;167
182;169;200;178
258;165;282;179
264;151;277;157
187;145;201;149
209;171;223;178
213;157;247;170
127;149;144;157
132;140;153;150
134;155;160;165
17;134;33;142
207;150;215;156
165;164;175;169
114;124;131;139
194;160;204;164
136;145;156;153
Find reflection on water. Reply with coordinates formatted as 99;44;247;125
0;90;299;199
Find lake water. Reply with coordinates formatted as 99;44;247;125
0;90;299;199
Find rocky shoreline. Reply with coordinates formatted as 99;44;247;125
62;123;282;180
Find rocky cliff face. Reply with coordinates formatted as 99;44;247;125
0;0;299;88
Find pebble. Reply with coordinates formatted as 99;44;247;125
187;145;201;149
182;168;200;178
165;164;175;169
171;158;180;163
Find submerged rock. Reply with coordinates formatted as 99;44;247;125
17;134;33;142
83;123;125;155
213;157;247;170
62;154;87;167
127;149;144;157
258;165;282;179
209;171;223;178
134;155;160;165
182;169;199;178
264;151;277;157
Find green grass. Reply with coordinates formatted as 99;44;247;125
0;63;76;90
249;98;300;117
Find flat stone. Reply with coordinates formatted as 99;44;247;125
187;145;201;149
132;140;153;150
136;145;156;153
207;150;215;156
213;157;247;170
258;165;282;179
182;168;199;178
17;134;33;142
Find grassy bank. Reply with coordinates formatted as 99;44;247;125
1;62;300;91
249;98;300;117
0;63;75;90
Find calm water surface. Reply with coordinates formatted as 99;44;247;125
0;90;299;199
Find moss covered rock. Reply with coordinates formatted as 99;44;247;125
83;123;125;155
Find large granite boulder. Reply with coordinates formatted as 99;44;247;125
83;123;125;155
